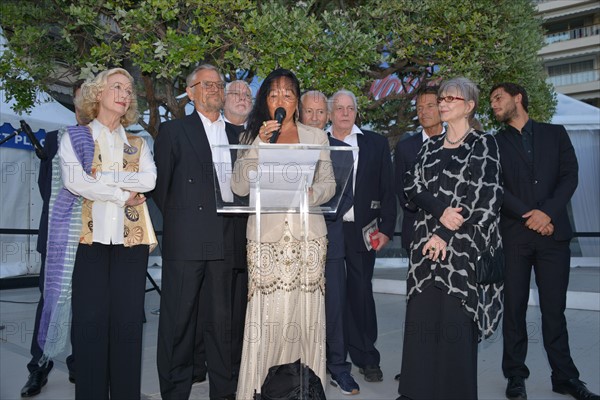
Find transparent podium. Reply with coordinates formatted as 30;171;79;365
212;143;355;398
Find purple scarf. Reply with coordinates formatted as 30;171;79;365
38;125;94;364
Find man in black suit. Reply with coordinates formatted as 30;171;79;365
327;89;396;383
154;64;246;400
300;90;359;394
394;85;444;254
491;83;598;400
192;79;252;385
20;81;86;397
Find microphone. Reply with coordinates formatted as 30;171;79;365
270;107;286;143
20;120;47;160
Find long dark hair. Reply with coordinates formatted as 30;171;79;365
240;68;301;144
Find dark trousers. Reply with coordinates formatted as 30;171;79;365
193;284;208;381
325;257;352;376
502;232;579;382
157;259;236;399
343;222;380;368
230;267;248;378
71;243;149;400
398;285;478;400
193;267;247;382
28;253;75;375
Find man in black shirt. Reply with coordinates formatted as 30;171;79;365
491;82;598;400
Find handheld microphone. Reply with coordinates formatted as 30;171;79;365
270;107;286;143
20;120;47;160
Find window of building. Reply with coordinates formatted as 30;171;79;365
548;60;594;76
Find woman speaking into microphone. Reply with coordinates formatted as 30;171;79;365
232;68;335;398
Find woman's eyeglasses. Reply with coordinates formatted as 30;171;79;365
189;80;226;90
437;95;465;104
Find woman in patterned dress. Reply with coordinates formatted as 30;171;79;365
231;68;335;399
397;77;504;399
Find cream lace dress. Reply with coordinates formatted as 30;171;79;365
235;220;327;399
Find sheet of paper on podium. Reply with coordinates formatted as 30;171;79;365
248;143;321;209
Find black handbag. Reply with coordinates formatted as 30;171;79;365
464;141;504;285
254;359;326;400
476;244;505;284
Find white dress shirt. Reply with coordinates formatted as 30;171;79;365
420;126;446;142
59;119;157;245
199;111;234;202
327;124;363;222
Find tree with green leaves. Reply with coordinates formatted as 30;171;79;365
0;0;552;142
362;0;554;140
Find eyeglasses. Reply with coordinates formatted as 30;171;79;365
189;80;226;90
437;95;465;104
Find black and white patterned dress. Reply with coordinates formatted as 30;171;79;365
404;130;504;339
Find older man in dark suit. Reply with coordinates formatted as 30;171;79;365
327;89;396;384
491;82;598;400
154;64;246;400
394;85;444;254
300;90;358;394
193;79;252;385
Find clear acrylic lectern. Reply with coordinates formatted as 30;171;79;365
212;143;355;398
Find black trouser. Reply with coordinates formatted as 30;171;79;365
502;232;579;383
343;222;380;368
28;253;75;375
193;266;247;382
193;282;208;381
325;257;352;376
230;266;248;378
71;243;148;400
398;285;478;400
157;258;236;399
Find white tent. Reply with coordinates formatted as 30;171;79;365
553;93;600;130
0;89;76;278
552;93;600;258
1;89;77;132
0;27;78;278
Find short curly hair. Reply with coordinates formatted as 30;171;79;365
79;68;139;127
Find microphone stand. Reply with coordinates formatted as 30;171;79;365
0;122;47;160
0;128;21;146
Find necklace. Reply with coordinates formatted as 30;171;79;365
444;128;472;145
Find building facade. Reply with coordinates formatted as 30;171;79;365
536;0;600;107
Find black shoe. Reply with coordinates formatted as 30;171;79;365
68;371;75;384
358;365;383;382
506;376;527;399
218;394;235;400
20;369;50;398
394;372;401;381
553;378;600;400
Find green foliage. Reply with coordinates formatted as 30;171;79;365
361;0;554;139
0;0;553;140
